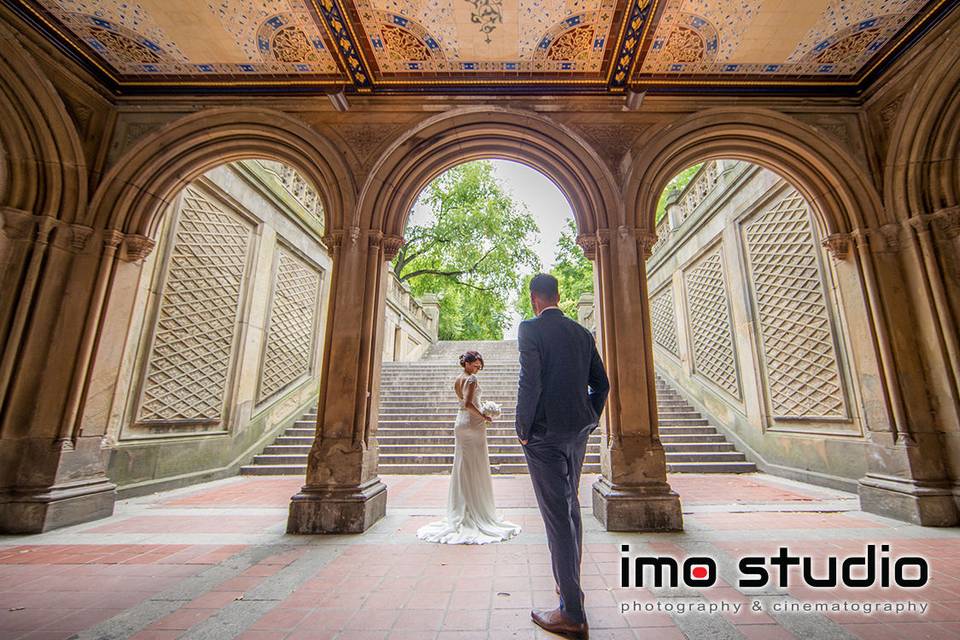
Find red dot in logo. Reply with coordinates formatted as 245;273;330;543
691;566;708;579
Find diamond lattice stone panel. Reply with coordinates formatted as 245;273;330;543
259;248;321;401
651;285;679;357
136;187;252;424
684;248;740;398
744;190;847;419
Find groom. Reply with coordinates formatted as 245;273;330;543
516;273;609;639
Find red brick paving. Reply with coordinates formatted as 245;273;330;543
1;473;957;639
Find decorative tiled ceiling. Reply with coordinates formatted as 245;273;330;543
8;0;954;93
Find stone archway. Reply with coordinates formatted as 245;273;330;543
287;106;685;534
624;107;886;236
88;108;354;237
0;105;355;533
625;107;958;526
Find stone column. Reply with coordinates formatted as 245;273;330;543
287;229;399;533
0;217;137;533
580;227;683;531
830;227;960;526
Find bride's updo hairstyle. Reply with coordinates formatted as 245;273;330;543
459;350;484;370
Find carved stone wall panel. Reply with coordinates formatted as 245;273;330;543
684;247;740;398
258;247;321;401
650;285;679;358
135;186;253;424
744;189;847;419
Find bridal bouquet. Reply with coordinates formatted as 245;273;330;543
480;401;502;419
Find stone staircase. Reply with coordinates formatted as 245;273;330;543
241;340;756;475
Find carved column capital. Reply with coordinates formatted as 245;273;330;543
121;234;156;262
822;233;852;260
348;226;361;245
382;234;405;261
68;225;95;253
323;229;344;250
576;234;598;260
366;230;384;249
102;229;125;252
637;229;658;260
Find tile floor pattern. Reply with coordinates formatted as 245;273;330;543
1;473;959;640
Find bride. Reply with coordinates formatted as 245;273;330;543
416;350;521;545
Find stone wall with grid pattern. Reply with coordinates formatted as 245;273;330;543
135;186;252;424
744;189;847;419
258;247;322;401
684;248;740;398
651;285;680;357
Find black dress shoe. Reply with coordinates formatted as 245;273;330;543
531;607;589;640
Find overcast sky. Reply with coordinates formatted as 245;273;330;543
408;159;575;339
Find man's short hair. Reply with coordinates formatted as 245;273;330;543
529;273;560;301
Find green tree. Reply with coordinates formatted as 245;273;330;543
655;163;703;223
393;161;541;340
516;218;593;320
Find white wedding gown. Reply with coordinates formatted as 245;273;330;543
416;374;521;545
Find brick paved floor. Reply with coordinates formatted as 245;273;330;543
1;472;959;640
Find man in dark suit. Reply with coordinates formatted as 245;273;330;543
516;273;609;640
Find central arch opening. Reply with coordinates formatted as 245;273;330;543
376;158;601;494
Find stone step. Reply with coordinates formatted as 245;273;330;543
263;443;604;456
667;461;756;473
244;350;758;476
240;461;754;476
659;434;728;443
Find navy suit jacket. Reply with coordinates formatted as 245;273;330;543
515;308;610;443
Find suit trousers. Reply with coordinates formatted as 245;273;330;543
521;425;592;623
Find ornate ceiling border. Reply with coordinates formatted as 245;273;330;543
628;0;957;90
2;0;957;95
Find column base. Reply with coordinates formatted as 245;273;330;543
287;478;387;534
0;478;116;534
592;476;683;531
858;474;958;526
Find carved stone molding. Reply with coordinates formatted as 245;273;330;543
383;235;405;261
872;224;902;253
879;94;906;130
852;224;901;253
931;207;960;240
121;234;156;262
822;233;852;260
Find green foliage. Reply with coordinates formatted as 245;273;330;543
516;219;594;320
394;161;541;340
654;163;703;223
